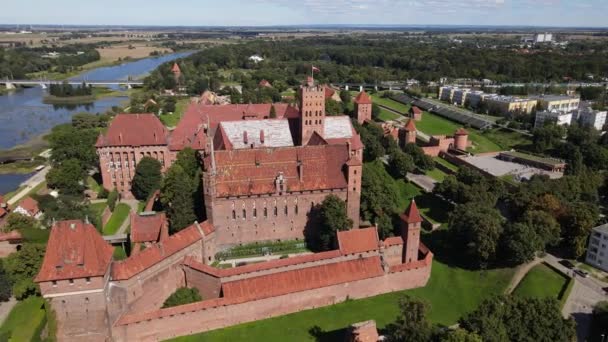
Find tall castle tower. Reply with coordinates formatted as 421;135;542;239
353;90;372;124
299;77;326;145
400;200;422;263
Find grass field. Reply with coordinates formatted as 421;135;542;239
434;157;459;172
370;94;411;113
170;260;514;342
377;108;401;122
159;98;191;127
90;201;108;227
103;203;131;235
425;168;449;182
514;263;570;300
0;296;46;342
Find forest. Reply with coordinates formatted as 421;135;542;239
0;45;100;79
143;36;608;96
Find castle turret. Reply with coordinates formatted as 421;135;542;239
400;200;422;264
353;90;372;124
454;128;469;151
299;77;326;145
402;119;417;146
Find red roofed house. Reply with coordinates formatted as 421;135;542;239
130;212;168;253
353;90;373;124
0;230;22;257
36;210;432;340
14;196;42;219
409;106;423;121
258;79;272;88
96;78;364;246
0;194;7;219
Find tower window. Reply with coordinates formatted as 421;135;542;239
274;206;278;216
284;206;288;215
264;207;268;218
232;210;236;220
242;209;246;220
253;208;257;218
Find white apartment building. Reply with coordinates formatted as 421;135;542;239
534;95;580;112
586;224;608;272
534;110;573;128
579;108;608;131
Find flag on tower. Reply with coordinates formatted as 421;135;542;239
312;66;320;73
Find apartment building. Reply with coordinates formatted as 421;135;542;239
534;95;580;112
586;224;608;272
578;108;608;131
484;95;538;116
534;110;573;128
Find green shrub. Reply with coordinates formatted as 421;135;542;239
98;188;109;199
107;189;118;211
162;288;202;308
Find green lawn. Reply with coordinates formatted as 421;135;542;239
103;203;131;235
377;108;400;122
371;94;411;113
514;263;570;301
113;245;128;260
0;296;47;342
86;176;102;194
170;261;514;342
480;128;532;151
434;157;459;172
159;98;190;127
425;168;448;182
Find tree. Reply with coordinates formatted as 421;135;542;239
162;287;202;308
389;150;415;179
375;213;394;240
590;301;608;342
385;296;432;342
315;195;353;251
371;103;381;120
3;244;45;299
459;296;575;342
107;189;119;212
360;161;400;222
175;147;200;180
161;165;197;233
47;124;99;170
449;203;503;267
45;158;85;195
403;143;435;171
531;123;566;153
131;157;162;201
0;266;11;302
438;329;482;342
325;99;342;116
269;104;277;118
560;202;599;258
339;90;351;104
4;213;37;231
162;97;176;113
501;222;538;265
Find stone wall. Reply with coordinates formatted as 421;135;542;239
209;190;348;248
183;267;221;299
112;261;432;342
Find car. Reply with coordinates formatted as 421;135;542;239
573;269;589;278
559;260;575;269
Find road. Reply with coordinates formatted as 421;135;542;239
543;254;608;341
406;173;437;192
7;166;50;206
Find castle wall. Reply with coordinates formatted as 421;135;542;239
97;145;171;197
183;267;222;299
209;190;348;248
112;260;432;342
383;245;404;267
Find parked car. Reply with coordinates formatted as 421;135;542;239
559;260;575;269
574;269;589;278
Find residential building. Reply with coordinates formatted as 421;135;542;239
535;33;553;43
586;223;608;272
534;95;580;112
578;107;607;131
439;86;456;102
14;196;42;219
484;95;538;116
534;110;573;128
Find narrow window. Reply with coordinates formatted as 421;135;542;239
242;209;246;220
295;205;299;215
232;210;236;220
264;207;268;218
253;208;257;218
274;206;278;216
284;206;288;216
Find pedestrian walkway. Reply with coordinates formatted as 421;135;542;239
406;173;437;192
7;166;49;206
504;257;543;294
0;297;17;326
116;199;139;235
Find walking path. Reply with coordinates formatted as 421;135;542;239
7;166;49;206
219;252;313;268
116;199;139;235
406;173;437;192
0;297;17;326
504;257;543;294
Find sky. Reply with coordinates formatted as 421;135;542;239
0;0;606;27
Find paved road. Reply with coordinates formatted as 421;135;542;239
406;173;437;192
543;254;608;341
116;199;139;235
7;166;50;206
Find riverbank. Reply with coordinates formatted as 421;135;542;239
0;135;49;174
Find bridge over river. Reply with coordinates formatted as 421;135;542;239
1;79;144;88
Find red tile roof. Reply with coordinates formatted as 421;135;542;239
111;223;206;280
35;220;113;282
207;145;350;197
455;128;469;136
17;197;40;216
130;212;166;243
169;103;299;151
354;91;372;105
221;256;384;302
382;236;404;247
337;228;379;255
404;119;417;132
401;200;422;224
96;114;168;147
171;63;181;74
0;194;5;205
0;230;22;242
410;106;422;115
324;86;336;99
258;79;272;88
0;207;6;218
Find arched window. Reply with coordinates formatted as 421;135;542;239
242;209;246;219
274;206;278;216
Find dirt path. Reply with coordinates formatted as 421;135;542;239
504;257;543;294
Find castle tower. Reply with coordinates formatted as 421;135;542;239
400;200;422;264
354;90;372;124
299;77;326;145
345;155;362;229
171;62;182;87
454;128;469;150
403;119;417;145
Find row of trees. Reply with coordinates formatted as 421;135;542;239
384;295;574;342
0;45;100;79
48;82;93;97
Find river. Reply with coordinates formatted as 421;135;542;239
0;51;192;195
